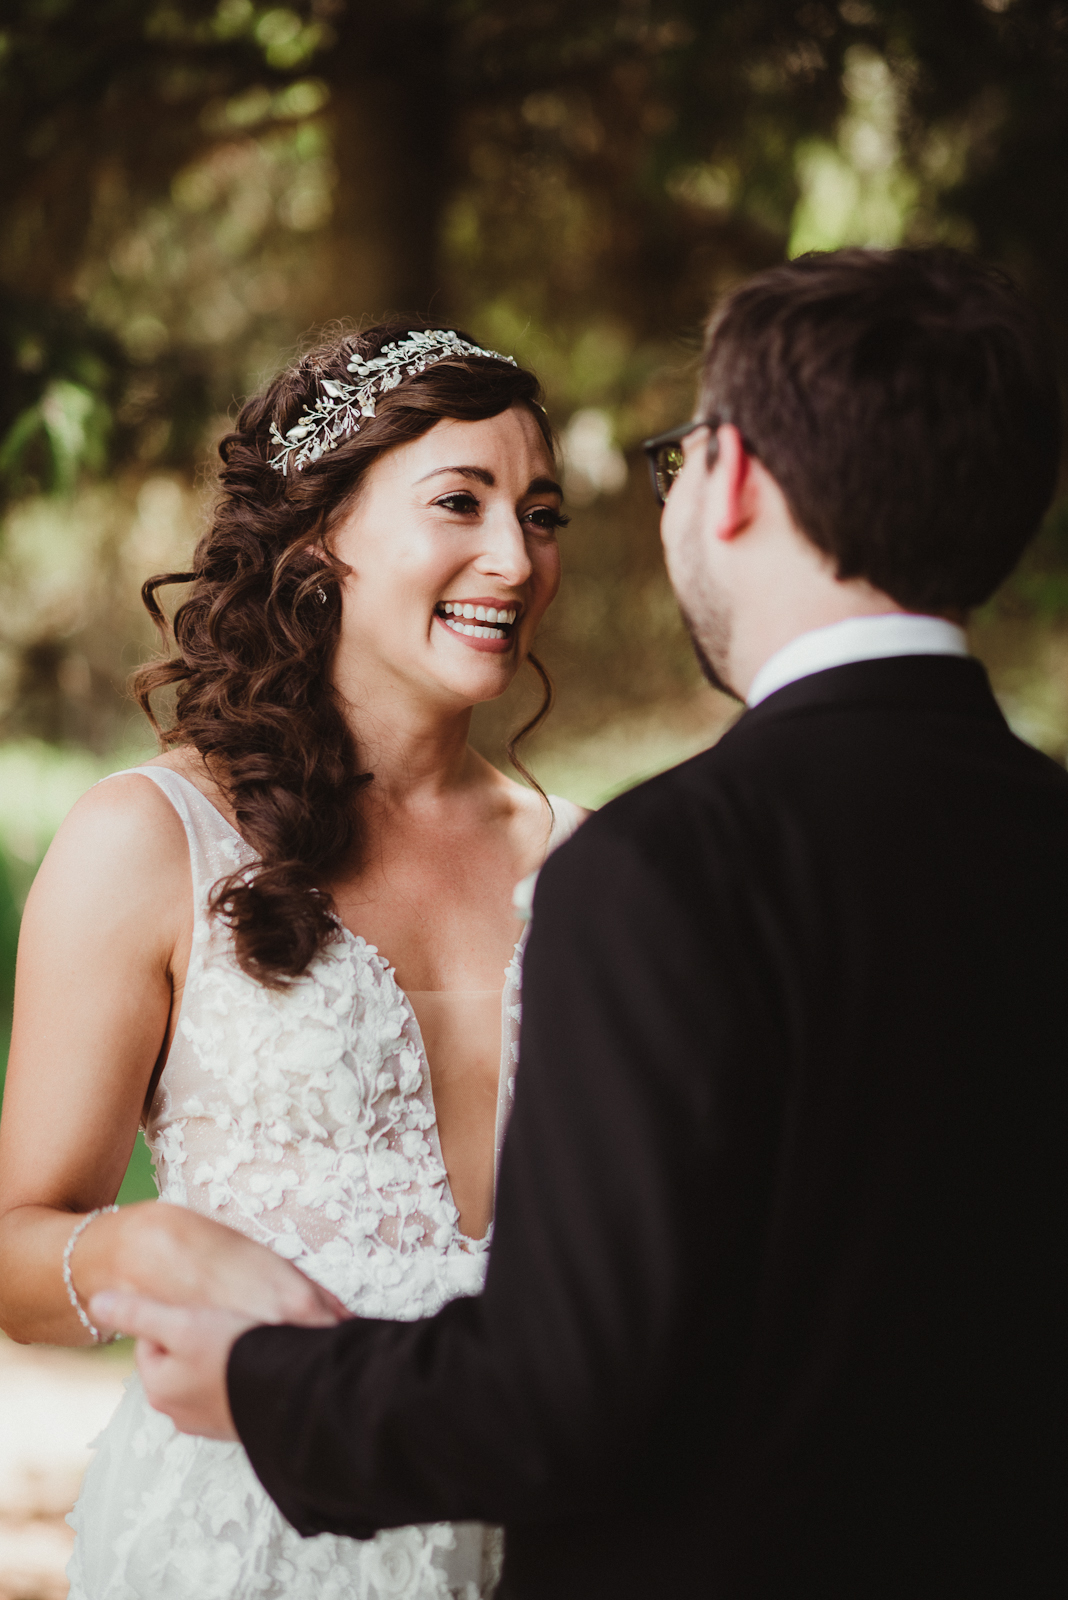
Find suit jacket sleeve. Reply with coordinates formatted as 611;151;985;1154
228;795;773;1536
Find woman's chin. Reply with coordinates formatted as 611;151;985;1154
430;655;522;708
467;664;522;705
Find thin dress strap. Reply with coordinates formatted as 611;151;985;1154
545;794;586;851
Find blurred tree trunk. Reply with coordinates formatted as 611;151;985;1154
308;3;454;324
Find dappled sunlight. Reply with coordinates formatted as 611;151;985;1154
789;46;918;255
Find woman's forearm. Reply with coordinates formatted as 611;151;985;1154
0;1201;143;1345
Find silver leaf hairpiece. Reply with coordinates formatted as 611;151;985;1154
268;328;517;475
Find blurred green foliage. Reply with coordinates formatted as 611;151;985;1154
0;0;1066;756
0;300;121;500
0;848;18;1073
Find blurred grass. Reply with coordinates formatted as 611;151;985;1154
528;689;737;808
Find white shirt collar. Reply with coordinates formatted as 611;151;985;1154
746;614;969;708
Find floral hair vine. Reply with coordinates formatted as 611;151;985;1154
268;328;517;475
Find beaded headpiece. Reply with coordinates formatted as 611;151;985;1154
268;328;517;475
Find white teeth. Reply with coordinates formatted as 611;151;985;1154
442;616;507;640
438;603;517;632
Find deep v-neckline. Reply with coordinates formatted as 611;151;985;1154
154;766;522;1244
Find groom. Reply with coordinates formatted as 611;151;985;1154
98;248;1066;1597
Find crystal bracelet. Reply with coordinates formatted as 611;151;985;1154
62;1205;121;1344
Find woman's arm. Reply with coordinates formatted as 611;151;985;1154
0;773;341;1345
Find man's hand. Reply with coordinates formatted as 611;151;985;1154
90;1289;256;1440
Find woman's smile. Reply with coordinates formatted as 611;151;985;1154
434;597;521;652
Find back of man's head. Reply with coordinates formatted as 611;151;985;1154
701;248;1061;612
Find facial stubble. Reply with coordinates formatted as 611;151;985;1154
676;600;742;702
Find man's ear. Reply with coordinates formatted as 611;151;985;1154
711;424;755;544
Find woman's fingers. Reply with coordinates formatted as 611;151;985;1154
210;1256;344;1326
93;1208;350;1327
316;1283;354;1322
187;1207;350;1322
198;1232;348;1325
273;1267;352;1325
91;1273;343;1336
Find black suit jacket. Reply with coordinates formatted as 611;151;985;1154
229;657;1067;1598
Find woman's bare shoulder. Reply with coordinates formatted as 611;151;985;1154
40;762;191;898
473;755;590;854
471;752;585;809
14;765;192;1004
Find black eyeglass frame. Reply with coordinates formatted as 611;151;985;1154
641;414;756;506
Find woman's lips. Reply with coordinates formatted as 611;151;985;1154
434;598;520;655
434;612;515;654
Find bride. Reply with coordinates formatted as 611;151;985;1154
0;324;585;1599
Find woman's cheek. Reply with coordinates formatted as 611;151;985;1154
534;542;563;614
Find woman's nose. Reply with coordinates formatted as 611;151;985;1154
474;510;533;585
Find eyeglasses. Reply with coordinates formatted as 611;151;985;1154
642;415;754;506
641;420;717;506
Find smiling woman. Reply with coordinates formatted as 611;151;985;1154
136;326;568;987
0;324;586;1600
325;407;565;749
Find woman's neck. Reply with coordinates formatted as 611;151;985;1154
341;690;478;809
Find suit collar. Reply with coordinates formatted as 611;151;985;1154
746;615;968;708
733;653;1005;731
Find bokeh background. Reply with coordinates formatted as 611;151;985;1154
1;2;1067;1592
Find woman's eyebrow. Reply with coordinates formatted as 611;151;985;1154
414;467;563;497
528;474;564;498
415;465;494;485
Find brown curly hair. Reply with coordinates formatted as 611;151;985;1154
133;322;556;988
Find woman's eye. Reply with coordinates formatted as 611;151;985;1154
433;492;480;515
525;506;570;533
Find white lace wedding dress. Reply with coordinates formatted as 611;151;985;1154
66;767;582;1600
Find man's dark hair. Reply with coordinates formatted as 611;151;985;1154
700;248;1062;612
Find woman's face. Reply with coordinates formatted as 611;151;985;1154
328;404;564;713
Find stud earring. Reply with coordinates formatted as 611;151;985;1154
315;584;327;604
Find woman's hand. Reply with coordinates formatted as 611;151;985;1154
83;1201;351;1328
